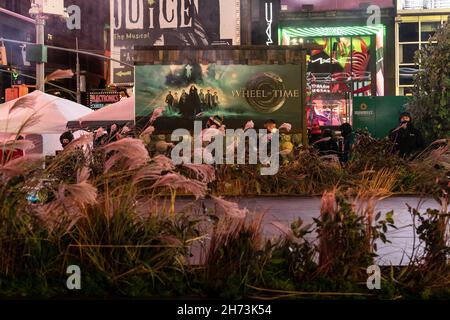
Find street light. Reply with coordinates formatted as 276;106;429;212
28;0;68;92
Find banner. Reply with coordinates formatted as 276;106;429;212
135;63;302;131
110;0;241;84
251;0;280;46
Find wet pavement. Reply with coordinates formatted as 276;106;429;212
171;196;441;265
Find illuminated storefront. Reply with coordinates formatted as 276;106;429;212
395;0;449;95
280;25;386;127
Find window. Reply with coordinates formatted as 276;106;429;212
396;17;447;95
399;23;419;42
400;44;419;63
421;21;442;41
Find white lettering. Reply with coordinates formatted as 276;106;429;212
265;2;273;46
66;5;81;30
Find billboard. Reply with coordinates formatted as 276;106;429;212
110;0;241;84
135;64;303;131
280;0;394;11
251;0;281;46
281;25;385;126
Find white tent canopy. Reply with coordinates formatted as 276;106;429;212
0;90;93;134
68;96;134;129
0;90;93;156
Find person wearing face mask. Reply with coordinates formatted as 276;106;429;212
389;112;425;158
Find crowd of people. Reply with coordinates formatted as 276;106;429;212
165;85;220;118
0;112;426;169
307;111;425;164
57;123;133;152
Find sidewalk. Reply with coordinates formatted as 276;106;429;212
172;196;440;265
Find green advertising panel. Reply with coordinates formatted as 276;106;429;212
135;64;302;132
353;96;409;139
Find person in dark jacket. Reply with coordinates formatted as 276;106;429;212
59;131;74;149
389;112;425;158
314;129;339;155
339;123;355;163
308;121;322;145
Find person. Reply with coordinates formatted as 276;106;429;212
59;131;74;149
199;89;205;107
120;124;132;138
107;123;121;143
308;121;322;145
206;115;224;129
179;89;189;117
205;90;213;110
186;85;202;118
264;119;277;135
172;92;179;112
55;131;85;183
339;123;354;163
165;91;174;108
212;91;219;108
389;112;425;158
180;89;188;103
119;89;130;99
94;127;108;147
314;129;339;155
0;135;25;164
263;119;278;148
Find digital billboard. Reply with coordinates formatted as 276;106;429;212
281;25;385;126
110;0;241;85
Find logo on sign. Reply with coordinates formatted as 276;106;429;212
265;2;273;46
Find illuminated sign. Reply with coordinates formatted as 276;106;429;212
265;2;274;45
252;0;279;45
88;91;121;110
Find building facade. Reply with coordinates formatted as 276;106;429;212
395;0;450;95
0;0;109;103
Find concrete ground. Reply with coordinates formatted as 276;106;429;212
171;196;441;265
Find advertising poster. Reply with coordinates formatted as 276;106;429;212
110;0;241;84
135;63;302;131
281;25;386;126
251;0;280;46
305;36;373;126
